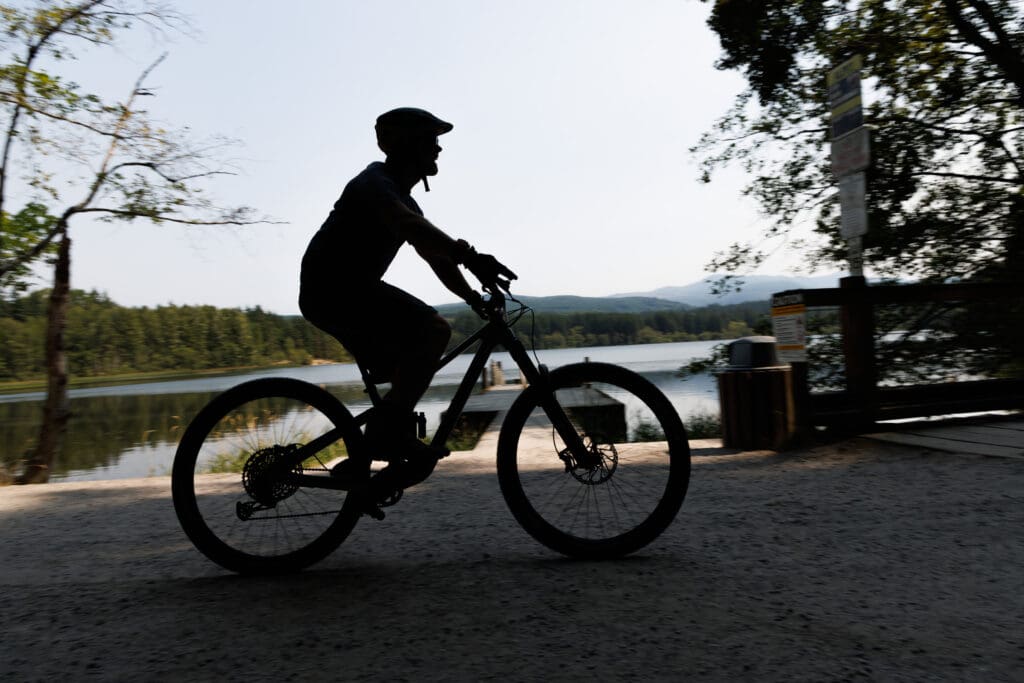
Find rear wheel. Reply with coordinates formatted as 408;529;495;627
172;378;367;574
497;363;690;559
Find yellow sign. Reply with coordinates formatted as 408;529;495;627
827;55;863;87
771;294;807;362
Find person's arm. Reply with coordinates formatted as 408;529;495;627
378;199;481;305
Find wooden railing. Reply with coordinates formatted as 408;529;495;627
774;277;1024;430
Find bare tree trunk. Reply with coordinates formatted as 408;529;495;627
17;232;71;484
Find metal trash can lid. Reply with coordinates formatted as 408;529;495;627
727;336;785;369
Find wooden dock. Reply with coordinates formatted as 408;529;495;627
865;414;1024;459
449;384;627;442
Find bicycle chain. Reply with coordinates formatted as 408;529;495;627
241;506;342;521
237;464;345;520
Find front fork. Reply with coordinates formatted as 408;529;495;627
504;340;594;469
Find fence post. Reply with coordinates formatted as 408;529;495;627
839;275;876;427
789;360;811;439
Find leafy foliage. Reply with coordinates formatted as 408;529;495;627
447;301;768;350
0;290;771;382
696;0;1024;284
0;202;56;296
0;289;352;381
0;1;260;286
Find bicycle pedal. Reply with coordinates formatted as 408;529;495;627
362;504;386;521
379;488;403;507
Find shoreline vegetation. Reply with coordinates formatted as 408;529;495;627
1;289;769;392
0;361;330;396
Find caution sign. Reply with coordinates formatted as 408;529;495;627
771;293;807;363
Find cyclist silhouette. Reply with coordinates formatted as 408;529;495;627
299;107;516;482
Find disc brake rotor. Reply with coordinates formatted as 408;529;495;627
559;437;618;485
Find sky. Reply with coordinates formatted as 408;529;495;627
17;0;814;314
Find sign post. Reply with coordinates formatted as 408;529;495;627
828;55;870;277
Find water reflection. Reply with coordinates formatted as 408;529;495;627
1;342;720;482
0;382;476;481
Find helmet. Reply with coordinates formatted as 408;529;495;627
375;107;453;155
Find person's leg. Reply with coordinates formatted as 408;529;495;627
385;312;451;414
302;283;450;466
350;285;451;463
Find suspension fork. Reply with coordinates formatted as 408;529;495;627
501;331;592;463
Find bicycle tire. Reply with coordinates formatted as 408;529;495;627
172;378;368;574
497;362;690;559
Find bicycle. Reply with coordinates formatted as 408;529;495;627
172;278;691;574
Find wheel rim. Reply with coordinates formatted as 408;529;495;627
509;374;684;545
179;389;356;564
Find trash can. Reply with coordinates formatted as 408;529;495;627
716;336;795;450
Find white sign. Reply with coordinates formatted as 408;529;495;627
771;295;807;363
831;126;871;177
838;172;868;238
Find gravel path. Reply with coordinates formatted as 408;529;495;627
1;438;1022;682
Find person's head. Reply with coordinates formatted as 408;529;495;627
375;108;453;188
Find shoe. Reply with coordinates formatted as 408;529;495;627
366;440;450;496
364;406;450;463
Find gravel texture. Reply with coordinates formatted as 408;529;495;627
1;437;1022;682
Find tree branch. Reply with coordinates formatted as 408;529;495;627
105;160;236;184
0;0;109;254
70;206;269;226
0;221;63;279
909;170;1021;185
942;0;1024;106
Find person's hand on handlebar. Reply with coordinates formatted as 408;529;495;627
464;290;491;319
455;239;518;291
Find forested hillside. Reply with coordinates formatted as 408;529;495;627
0;290;769;381
448;301;768;349
0;290;352;380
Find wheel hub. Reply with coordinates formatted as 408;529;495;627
241;444;303;507
559;437;618;485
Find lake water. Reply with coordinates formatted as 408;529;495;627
0;340;722;482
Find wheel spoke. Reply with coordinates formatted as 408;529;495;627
173;379;364;574
497;363;690;559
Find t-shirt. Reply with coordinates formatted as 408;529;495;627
300;162;423;297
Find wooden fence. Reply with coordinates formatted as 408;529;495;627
774;277;1024;431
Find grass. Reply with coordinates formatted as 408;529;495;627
444;411;497;452
0;362;314;395
685;410;722;439
632;418;666;442
206;441;349;474
630;410;722;442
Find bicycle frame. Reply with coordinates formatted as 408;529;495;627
283;302;589;490
426;309;584;451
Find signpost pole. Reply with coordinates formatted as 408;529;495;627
828;55;870;278
829;55;875;424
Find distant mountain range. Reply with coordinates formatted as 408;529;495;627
611;273;843;307
435;274;842;315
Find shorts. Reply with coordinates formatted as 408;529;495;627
299;281;442;380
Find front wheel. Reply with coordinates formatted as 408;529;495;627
497;363;690;559
172;378;367;574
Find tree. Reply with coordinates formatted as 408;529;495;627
695;0;1023;284
0;1;264;483
0;202;57;299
